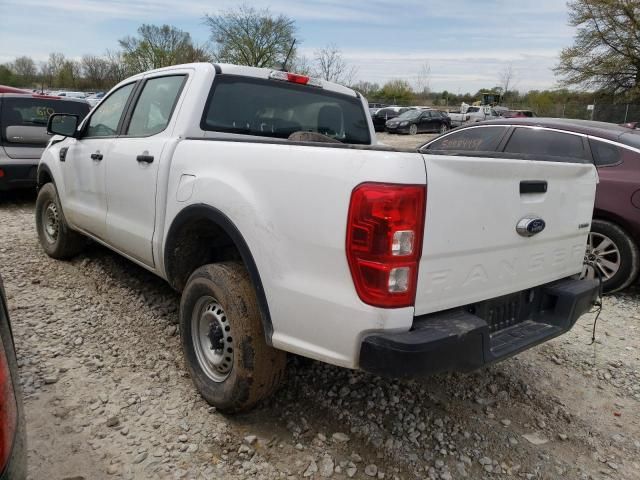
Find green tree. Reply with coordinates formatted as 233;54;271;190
119;24;211;73
0;65;17;86
555;0;640;98
12;56;37;86
203;5;297;68
379;79;414;105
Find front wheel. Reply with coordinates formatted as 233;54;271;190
582;219;639;293
408;124;418;135
179;262;286;413
35;183;85;259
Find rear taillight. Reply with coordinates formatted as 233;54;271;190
346;183;426;308
0;336;17;471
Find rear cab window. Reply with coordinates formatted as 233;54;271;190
201;75;371;144
423;126;508;152
0;96;90;146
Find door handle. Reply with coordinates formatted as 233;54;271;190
90;152;103;161
136;154;154;164
520;180;547;194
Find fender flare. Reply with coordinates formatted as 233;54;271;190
164;204;274;343
36;163;54;189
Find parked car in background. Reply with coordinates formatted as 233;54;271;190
448;105;500;127
0;274;26;480
371;106;414;131
0;93;90;191
86;92;105;107
53;91;87;99
385;109;450;135
0;86;30;95
501;110;536;118
422;118;640;292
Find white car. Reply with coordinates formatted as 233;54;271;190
36;63;599;412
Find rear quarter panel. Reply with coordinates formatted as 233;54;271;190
162;140;426;367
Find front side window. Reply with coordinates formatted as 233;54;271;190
127;75;185;137
504;128;587;161
85;83;135;138
202;76;370;144
425;126;507;152
590;139;623;166
1;97;89;145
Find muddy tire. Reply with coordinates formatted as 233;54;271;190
35;182;85;259
179;262;286;413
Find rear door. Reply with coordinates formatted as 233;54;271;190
104;73;187;267
416;125;597;314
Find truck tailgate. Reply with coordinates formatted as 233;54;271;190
414;153;597;316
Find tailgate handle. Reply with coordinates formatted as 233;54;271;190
520;180;547;194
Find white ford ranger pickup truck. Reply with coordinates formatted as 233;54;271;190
35;63;599;412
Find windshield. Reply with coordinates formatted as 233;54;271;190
202;75;371;144
396;110;421;120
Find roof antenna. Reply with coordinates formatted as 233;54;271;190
281;39;296;72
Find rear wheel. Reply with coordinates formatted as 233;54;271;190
179;262;286;413
35;183;85;259
439;123;448;134
409;124;418;135
582;219;639;293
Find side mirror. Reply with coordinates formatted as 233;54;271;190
47;113;79;138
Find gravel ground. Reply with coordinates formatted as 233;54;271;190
1;148;639;479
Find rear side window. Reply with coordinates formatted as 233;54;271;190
589;139;623;166
0;97;89;145
127;75;185;137
202;76;370;144
504;128;586;161
425;126;507;152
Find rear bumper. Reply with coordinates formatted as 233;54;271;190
359;277;599;378
0;164;37;191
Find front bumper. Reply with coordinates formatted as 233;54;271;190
0;164;37;191
359;277;599;378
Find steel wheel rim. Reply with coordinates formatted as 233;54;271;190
191;296;233;382
582;232;621;281
409;124;417;135
42;201;59;244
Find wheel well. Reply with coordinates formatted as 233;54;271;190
165;217;241;292
37;168;53;188
164;205;274;343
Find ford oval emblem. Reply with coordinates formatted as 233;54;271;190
516;217;546;237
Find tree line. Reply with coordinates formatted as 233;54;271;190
1;0;638;107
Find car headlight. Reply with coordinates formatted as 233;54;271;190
399;121;408;127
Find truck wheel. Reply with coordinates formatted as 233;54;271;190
582;219;639;293
35;183;85;259
179;262;286;413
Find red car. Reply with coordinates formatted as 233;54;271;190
422;118;640;292
0;274;26;480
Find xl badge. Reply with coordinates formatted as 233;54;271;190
516;217;546;237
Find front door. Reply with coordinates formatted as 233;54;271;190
104;74;187;267
61;82;136;239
